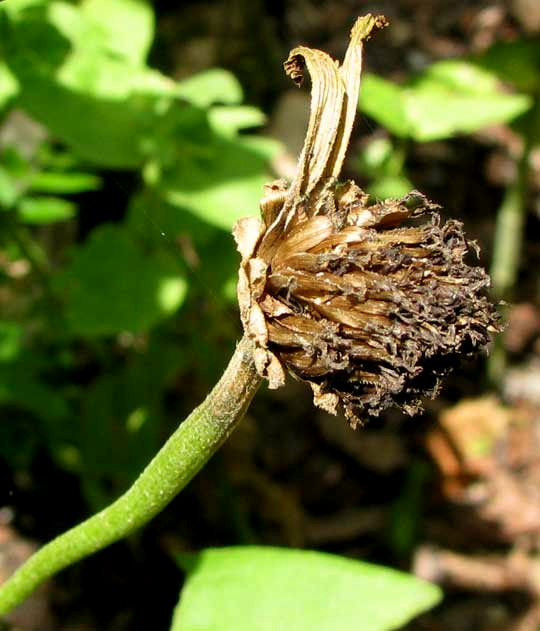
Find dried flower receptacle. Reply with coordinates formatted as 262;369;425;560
234;15;501;426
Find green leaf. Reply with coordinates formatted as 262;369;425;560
80;0;154;66
475;39;540;94
209;105;266;137
404;66;531;141
72;331;187;508
360;61;532;141
55;224;187;336
368;175;414;199
0;359;70;421
0;61;18;109
17;195;76;223
0;2;177;167
126;190;219;248
172;547;442;631
176;69;243;107
29;170;102;194
1;0;49;18
0;321;23;362
0;166;22;208
77;364;165;507
163;171;269;231
360;73;411;137
157;130;280;231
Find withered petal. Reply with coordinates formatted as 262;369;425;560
234;16;501;426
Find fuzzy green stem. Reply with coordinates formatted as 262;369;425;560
0;335;261;617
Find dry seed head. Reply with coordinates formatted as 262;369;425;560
234;16;501;426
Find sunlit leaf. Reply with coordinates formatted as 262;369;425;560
360;61;532;141
475;39;540;94
368;174;414;199
17;195;76;223
172;547;442;631
158;133;279;231
55;224;187;335
0;62;18;108
209;105;266;137
164;172;269;231
29;170;102;194
0;321;23;362
360;73;410;137
0;1;177;167
81;0;154;65
176;68;243;107
0;166;21;208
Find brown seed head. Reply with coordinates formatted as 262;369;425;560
233;16;501;425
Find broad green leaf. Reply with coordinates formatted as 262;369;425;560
0;321;22;362
126;190;219;248
128;192;239;301
403;63;531;141
17;79;169;167
158;132;278;230
237;135;282;161
0;2;177;167
0;166;21;208
172;546;442;631
0;359;70;421
0;0;48;18
368;175;414;199
421;60;504;93
17;195;76;223
209;105;266;137
176;69;243;107
55;224;187;335
29;170;102;194
72;333;187;508
163;172;269;231
475;39;540;94
0;62;18;108
0;412;40;469
81;0;154;65
360;73;410;137
360;61;532;141
47;1;171;100
355;137;405;179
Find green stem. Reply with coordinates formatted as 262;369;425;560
490;142;530;300
3;217;51;287
488;136;531;383
0;335;261;617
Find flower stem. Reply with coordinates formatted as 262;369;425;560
489;144;530;300
488;132;531;384
0;335;261;617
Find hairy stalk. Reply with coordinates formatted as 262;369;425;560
0;335;261;617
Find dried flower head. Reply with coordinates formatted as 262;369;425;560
234;15;501;426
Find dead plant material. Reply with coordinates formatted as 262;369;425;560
234;15;501;426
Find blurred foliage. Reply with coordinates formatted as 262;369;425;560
357;58;533;198
0;0;279;511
